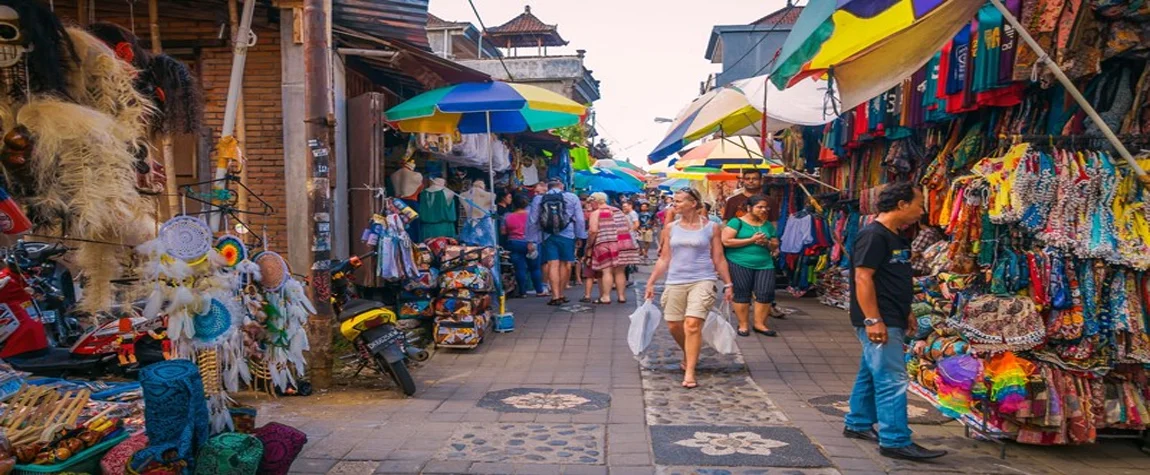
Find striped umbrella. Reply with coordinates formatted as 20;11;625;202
385;81;586;134
770;0;983;110
648;75;837;162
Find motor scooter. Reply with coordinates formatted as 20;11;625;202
0;259;165;377
4;240;82;347
331;252;424;396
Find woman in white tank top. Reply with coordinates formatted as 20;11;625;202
644;188;734;389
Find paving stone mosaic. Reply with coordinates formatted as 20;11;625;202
650;426;831;468
643;370;788;426
478;388;611;414
435;423;605;465
657;467;841;475
639;326;746;372
807;394;952;425
324;460;379;475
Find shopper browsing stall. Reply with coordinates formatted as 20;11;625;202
527;179;586;306
844;182;946;461
644;188;734;390
505;194;545;298
721;195;779;338
637;202;656;260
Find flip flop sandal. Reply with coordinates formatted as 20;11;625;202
754;328;779;337
617;299;628;304
579;297;593;303
547;299;563;306
681;381;698;389
737;329;751;337
594;299;612;305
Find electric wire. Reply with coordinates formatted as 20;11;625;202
466;0;515;81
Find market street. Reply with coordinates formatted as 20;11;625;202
257;268;1149;475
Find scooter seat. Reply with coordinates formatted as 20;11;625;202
339;299;386;322
7;348;104;376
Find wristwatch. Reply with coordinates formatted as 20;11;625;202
863;318;882;326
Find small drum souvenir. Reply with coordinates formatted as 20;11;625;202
253;251;290;292
160;216;213;262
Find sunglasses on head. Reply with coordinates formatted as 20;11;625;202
677;187;700;201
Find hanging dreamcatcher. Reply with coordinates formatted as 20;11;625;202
245;250;314;392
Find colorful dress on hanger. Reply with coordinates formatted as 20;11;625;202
419;189;457;241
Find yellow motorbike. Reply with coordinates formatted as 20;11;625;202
331;253;420;396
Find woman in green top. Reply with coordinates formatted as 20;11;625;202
720;195;779;337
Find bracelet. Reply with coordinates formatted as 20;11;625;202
722;283;732;289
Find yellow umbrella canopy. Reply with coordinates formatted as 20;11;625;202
674;136;784;175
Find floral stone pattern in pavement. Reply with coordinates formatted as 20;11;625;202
807;394;953;425
435;423;605;465
477;387;611;414
650;426;831;468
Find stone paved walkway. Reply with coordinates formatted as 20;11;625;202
255;269;1150;475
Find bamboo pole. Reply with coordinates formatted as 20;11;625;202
988;0;1149;187
148;0;179;219
229;0;250;216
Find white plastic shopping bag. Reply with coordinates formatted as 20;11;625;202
627;299;663;356
703;300;739;355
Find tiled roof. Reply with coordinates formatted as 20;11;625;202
427;13;469;29
489;6;559;35
751;6;803;26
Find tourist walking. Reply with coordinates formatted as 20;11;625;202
844;182;946;461
720;194;779;337
644;188;734;389
637;202;655;260
722;169;763;221
527;179;586;306
504;194;545;298
587;192;641;304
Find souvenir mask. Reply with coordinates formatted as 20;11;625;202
0;6;27;69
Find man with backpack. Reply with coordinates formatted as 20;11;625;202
527;179;587;306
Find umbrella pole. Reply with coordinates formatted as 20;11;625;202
988;0;1148;186
486;111;505;315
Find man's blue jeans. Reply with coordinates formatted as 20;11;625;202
508;239;543;295
845;326;912;449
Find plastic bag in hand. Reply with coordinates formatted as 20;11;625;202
703;301;739;355
627;299;663;356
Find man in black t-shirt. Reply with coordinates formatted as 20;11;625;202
843;182;947;461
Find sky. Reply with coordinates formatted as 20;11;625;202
428;0;792;168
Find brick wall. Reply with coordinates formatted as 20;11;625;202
53;10;291;260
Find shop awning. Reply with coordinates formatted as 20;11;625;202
333;0;432;50
334;26;491;94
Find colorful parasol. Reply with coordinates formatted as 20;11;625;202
648;74;837;162
594;159;645;174
574;170;642;194
675;136;777;167
769;0;983;110
385;81;586;134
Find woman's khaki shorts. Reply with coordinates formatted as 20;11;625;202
660;280;716;321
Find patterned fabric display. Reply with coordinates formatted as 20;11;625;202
131;360;211;474
193;433;264;475
101;432;149;475
252;423;308;475
439;266;495;292
954;294;1045;353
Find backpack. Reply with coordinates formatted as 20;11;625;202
538;193;572;235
